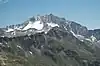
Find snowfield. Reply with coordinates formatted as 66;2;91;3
23;21;44;30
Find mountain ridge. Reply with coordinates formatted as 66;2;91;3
0;14;100;66
0;14;100;41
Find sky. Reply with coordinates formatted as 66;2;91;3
0;0;100;29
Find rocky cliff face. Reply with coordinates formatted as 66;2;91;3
0;27;98;66
0;14;100;66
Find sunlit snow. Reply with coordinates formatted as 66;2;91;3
23;21;43;30
85;38;92;42
6;28;14;32
64;26;68;30
70;30;76;37
90;35;96;42
29;51;32;54
47;22;59;27
17;45;22;49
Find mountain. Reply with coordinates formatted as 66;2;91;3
0;14;100;66
0;14;97;40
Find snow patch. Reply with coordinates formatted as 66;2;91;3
83;60;87;62
17;45;22;49
70;30;85;41
76;35;84;40
47;22;59;27
70;30;76;37
64;26;67;30
11;31;16;35
85;38;92;42
1;36;4;37
23;21;43;30
90;35;96;42
6;28;14;32
14;27;22;30
29;51;32;54
0;43;3;45
34;29;45;33
44;28;51;34
80;40;84;42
